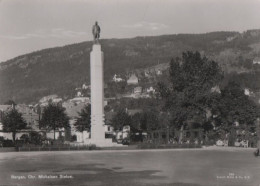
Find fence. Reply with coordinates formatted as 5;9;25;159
0;147;16;152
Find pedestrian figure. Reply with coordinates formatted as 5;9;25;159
254;148;259;157
254;118;260;157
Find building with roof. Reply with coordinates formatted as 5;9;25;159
146;86;155;93
133;86;142;95
253;57;260;65
0;104;40;141
69;97;90;104
112;74;124;82
39;94;58;103
127;74;139;85
115;125;130;141
16;104;40;131
126;109;143;116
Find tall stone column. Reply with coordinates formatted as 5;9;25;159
90;44;106;141
83;42;122;147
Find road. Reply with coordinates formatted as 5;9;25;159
0;147;259;186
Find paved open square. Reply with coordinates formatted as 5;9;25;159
0;148;260;186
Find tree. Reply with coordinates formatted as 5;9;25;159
131;113;142;133
20;132;44;145
40;103;70;140
210;81;260;142
158;51;223;141
2;108;27;144
139;110;160;131
111;109;132;131
20;134;30;144
74;104;91;132
205;80;260;145
129;109;164;141
30;131;44;145
4;100;16;107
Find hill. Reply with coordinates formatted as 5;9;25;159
1;29;260;104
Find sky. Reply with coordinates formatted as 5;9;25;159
0;0;260;62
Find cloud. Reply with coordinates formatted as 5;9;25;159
122;21;169;31
0;28;87;40
50;28;87;38
0;35;29;40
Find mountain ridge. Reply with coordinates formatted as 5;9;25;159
1;29;260;104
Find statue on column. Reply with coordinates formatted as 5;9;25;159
92;21;101;44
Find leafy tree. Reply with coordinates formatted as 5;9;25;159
131;109;162;132
131;113;142;133
4;100;16;106
158;51;223;140
30;131;44;145
140;110;160;131
20;134;30;144
2;108;27;144
74;104;91;132
211;81;260;131
40;103;70;140
70;135;77;142
111;109;132;131
20;132;44;145
207;81;260;145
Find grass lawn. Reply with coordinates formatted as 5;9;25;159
0;148;259;186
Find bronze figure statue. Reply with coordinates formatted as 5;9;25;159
92;21;101;44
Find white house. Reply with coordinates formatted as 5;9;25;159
74;131;90;143
0;131;32;141
52;98;62;103
112;74;124;82
156;69;162;75
127;74;139;85
69;97;90;104
211;86;221;93
133;86;142;94
253;57;260;65
147;86;155;93
39;95;58;103
244;88;252;96
46;130;65;140
77;91;82;97
144;71;151;78
115;125;130;140
82;84;89;90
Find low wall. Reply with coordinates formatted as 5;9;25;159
18;145;99;152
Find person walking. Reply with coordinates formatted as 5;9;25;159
254;118;260;156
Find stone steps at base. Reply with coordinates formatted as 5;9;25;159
102;145;138;150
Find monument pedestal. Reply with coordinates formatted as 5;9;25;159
83;138;123;147
84;44;123;147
